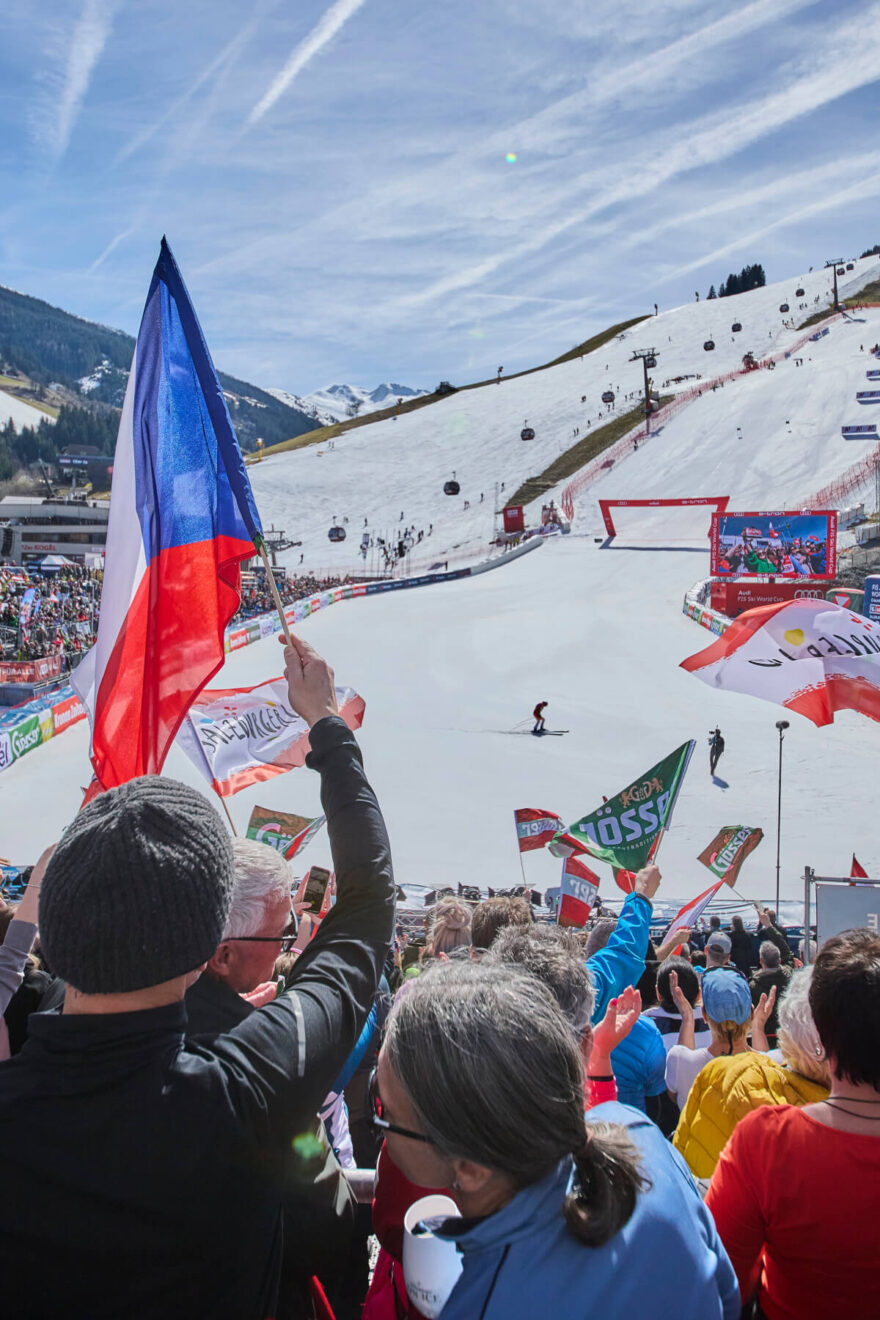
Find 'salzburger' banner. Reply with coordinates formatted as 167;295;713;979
175;677;364;796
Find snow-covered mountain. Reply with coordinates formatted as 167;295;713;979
265;387;332;427
299;382;428;424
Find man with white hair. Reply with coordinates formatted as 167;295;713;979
184;839;359;1319
185;838;295;1032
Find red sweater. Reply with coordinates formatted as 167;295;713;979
706;1104;880;1320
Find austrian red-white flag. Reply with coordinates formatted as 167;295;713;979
662;879;726;943
175;678;364;796
514;808;565;853
681;600;880;726
557;854;600;929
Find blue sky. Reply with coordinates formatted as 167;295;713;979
2;0;880;395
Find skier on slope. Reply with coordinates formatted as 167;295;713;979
709;727;725;776
533;701;548;735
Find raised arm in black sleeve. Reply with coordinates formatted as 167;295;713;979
207;716;395;1141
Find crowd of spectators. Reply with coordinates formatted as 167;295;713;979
0;564;349;669
235;570;349;622
0;631;877;1319
0;564;97;666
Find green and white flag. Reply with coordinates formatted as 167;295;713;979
550;740;695;871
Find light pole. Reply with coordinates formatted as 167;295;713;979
775;720;789;911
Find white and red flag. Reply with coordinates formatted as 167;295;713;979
681;599;880;726
557;854;600;929
662;879;727;943
514;808;565;853
175;678;364;796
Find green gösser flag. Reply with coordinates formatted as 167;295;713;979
552;740;695;871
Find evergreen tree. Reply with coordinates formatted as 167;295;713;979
707;285;717;299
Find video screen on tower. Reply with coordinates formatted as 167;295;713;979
710;511;837;580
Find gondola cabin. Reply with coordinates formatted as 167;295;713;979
520;426;536;441
601;390;615;404
645;355;656;368
731;322;742;332
443;480;460;495
703;339;715;351
795;288;805;297
837;267;845;275
846;263;854;271
328;526;346;542
779;303;789;313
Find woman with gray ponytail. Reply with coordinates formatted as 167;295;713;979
376;961;739;1319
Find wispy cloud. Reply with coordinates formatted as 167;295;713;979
401;9;880;308
86;226;136;273
246;0;368;125
113;20;258;167
41;0;116;161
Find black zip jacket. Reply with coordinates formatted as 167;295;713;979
0;716;394;1320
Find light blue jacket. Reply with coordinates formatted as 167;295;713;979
586;890;652;1022
437;1102;740;1320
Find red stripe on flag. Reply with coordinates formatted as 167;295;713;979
91;533;252;786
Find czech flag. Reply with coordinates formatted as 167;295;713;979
73;239;262;790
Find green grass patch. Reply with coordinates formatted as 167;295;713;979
798;277;880;330
506;398;670;508
255;314;651;462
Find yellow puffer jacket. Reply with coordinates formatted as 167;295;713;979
672;1052;828;1179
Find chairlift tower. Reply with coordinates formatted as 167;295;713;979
629;349;659;428
824;258;845;313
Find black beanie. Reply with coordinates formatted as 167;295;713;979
39;777;235;994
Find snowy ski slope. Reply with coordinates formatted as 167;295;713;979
250;255;880;575
4;257;880;903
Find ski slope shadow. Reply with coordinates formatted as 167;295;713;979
599;539;707;553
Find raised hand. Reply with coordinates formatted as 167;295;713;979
279;633;339;728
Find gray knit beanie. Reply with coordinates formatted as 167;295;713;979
39;776;235;994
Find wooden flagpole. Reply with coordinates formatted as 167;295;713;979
216;791;238;836
255;536;294;646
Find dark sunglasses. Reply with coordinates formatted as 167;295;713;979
368;1068;432;1144
224;915;299;954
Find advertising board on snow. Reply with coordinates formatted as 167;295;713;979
710;579;826;617
710;511;836;580
0;731;12;772
52;694;85;734
864;576;880;623
11;715;42;760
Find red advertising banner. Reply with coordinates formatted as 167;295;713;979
228;629;249;652
711;510;837;580
503;506;525;533
51;693;86;733
710;579;826;618
0;655;64;683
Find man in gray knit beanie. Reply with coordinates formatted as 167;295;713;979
0;634;396;1319
39;776;235;995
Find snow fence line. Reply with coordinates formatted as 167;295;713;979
560;310;847;524
0;540;544;776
